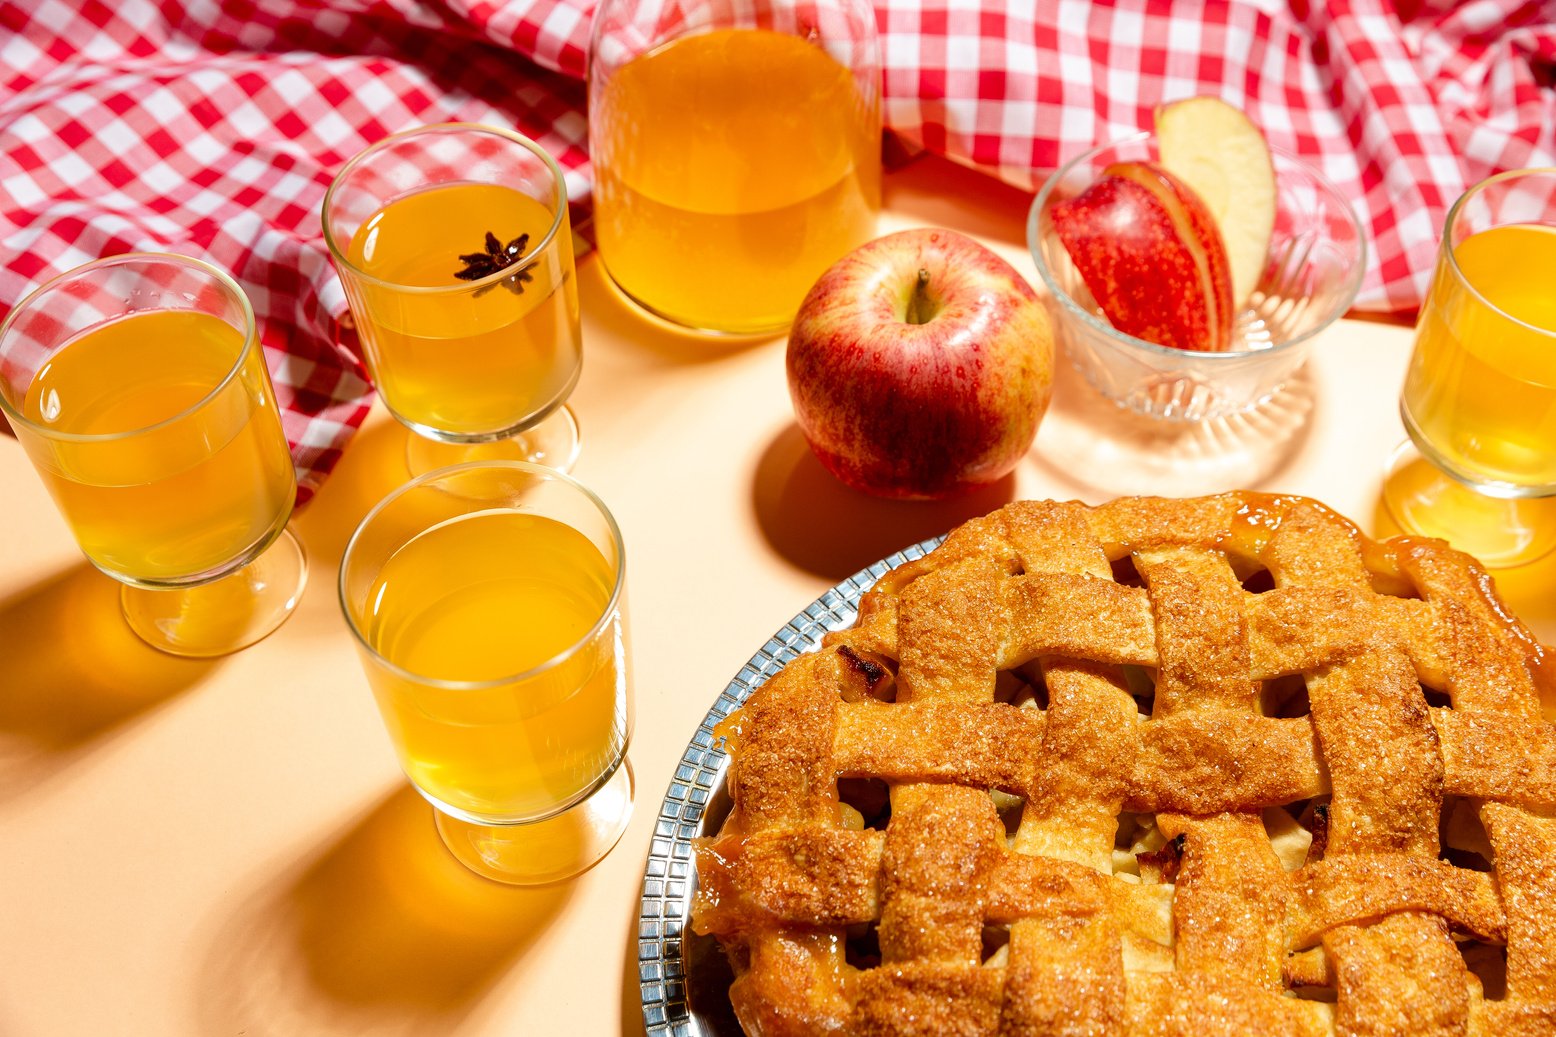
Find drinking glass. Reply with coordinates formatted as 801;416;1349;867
0;253;306;656
588;0;881;336
1383;168;1556;567
322;123;582;476
338;461;633;885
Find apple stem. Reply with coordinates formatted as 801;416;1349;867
905;268;936;325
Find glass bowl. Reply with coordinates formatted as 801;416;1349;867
1028;130;1366;422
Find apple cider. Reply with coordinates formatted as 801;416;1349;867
344;181;580;438
1401;223;1556;490
359;510;629;821
18;309;295;584
591;28;880;334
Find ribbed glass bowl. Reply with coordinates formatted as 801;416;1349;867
1029;131;1366;422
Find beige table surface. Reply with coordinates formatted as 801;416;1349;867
2;155;1554;1036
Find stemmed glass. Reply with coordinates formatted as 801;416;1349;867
0;253;306;656
322;123;582;476
338;461;633;884
1383;168;1556;567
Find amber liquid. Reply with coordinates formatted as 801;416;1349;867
592;28;880;334
344;182;580;438
361;511;629;821
1401;223;1556;491
18;310;295;584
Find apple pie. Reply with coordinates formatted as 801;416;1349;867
692;492;1556;1036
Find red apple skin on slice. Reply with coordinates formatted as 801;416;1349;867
786;228;1054;500
1051;160;1234;353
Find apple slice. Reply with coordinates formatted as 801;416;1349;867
1051;160;1234;352
1155;96;1276;311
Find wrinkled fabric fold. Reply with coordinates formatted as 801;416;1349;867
1;0;1551;499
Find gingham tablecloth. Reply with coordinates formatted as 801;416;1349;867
2;0;1553;501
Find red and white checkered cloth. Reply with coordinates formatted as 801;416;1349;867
3;0;1553;501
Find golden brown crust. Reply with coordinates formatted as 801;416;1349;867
693;492;1556;1035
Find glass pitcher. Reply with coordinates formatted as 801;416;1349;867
588;0;882;336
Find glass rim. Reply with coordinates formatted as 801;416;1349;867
1440;166;1556;341
0;251;261;443
1028;130;1368;362
321;121;569;296
337;459;628;692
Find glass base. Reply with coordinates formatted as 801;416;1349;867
1031;358;1314;497
599;264;791;339
405;405;580;478
1382;441;1556;569
434;759;634;886
119;526;308;657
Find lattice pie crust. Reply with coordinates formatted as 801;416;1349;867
692;493;1556;1036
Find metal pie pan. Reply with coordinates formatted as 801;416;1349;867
636;537;943;1036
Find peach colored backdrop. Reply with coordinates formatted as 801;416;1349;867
2;156;1552;1036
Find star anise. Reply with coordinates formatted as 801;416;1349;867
455;231;534;297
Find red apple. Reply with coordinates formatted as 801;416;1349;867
1051;160;1234;352
786;227;1053;500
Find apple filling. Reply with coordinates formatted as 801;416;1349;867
837;776;891;832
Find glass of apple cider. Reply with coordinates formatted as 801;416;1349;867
0;253;306;656
1384;168;1556;567
338;460;633;885
322;124;582;475
588;0;881;336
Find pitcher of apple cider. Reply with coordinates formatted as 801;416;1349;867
588;0;881;336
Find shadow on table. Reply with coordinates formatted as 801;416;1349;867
751;422;1016;582
0;562;214;802
198;784;570;1036
291;417;420;575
